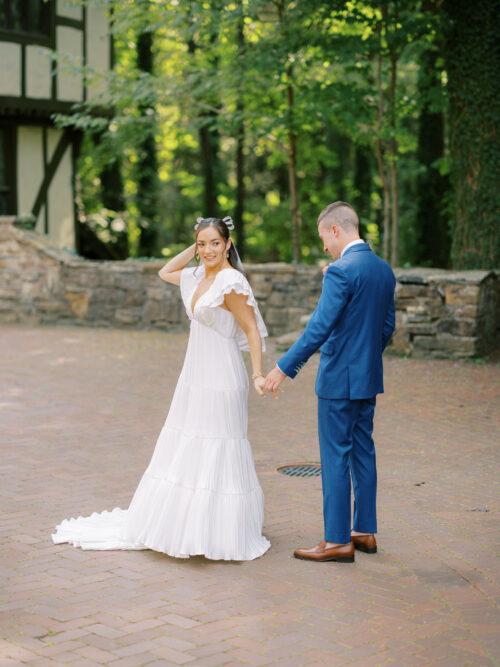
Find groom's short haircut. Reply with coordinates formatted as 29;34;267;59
318;201;359;232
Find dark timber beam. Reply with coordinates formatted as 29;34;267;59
31;129;72;220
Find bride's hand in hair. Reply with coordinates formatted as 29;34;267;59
158;243;196;285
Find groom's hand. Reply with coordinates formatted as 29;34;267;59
264;366;286;397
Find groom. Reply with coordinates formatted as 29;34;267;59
264;202;396;563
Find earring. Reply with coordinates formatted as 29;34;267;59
227;251;230;258
195;252;200;262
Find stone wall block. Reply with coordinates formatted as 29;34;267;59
396;283;429;299
405;305;433;324
63;267;101;288
437;318;477;337
92;287;126;303
247;273;273;297
0;298;17;312
444;284;480;306
123;289;146;307
142;300;167;324
390;330;411;354
64;290;90;319
407;322;437;335
0;287;18;299
0;239;22;255
286;307;310;331
33;299;67;315
266;291;287;307
413;333;477;357
147;285;169;300
114;308;142;325
453;304;478;319
438;334;477;356
20;282;40;301
86;301;117;322
110;272;142;291
264;307;289;329
0;307;18;320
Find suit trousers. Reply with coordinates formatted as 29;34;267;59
317;397;377;544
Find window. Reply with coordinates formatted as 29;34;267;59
0;0;54;46
0;125;16;216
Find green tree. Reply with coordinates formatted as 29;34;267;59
53;0;496;271
136;0;160;257
414;1;450;268
444;0;500;269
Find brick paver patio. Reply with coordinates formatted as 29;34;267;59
1;323;499;666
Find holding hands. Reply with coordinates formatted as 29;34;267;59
252;366;286;398
253;375;267;396
264;366;286;397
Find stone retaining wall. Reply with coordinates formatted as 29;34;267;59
393;269;498;358
0;217;319;336
0;216;497;358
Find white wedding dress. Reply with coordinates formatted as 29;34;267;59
51;265;271;561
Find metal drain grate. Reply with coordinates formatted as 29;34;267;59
277;464;321;478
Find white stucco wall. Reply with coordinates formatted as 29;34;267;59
17;126;44;225
56;26;83;102
86;6;111;100
26;46;53;99
0;43;21;96
56;0;83;21
47;128;75;249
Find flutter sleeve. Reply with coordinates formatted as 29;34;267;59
207;268;268;352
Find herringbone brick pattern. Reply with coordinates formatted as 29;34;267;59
1;324;498;666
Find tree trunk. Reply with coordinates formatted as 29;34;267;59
234;2;246;258
286;72;301;264
100;161;125;213
374;46;390;260
136;21;160;257
277;0;301;263
99;157;128;260
199;123;219;216
415;39;450;267
187;17;220;218
353;146;372;238
388;51;399;266
444;0;499;269
330;130;351;202
235;118;245;258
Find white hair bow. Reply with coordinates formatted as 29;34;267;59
194;215;234;231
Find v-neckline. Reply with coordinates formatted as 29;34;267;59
190;279;213;315
189;266;232;315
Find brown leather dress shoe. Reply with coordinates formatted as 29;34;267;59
293;540;355;562
351;533;377;553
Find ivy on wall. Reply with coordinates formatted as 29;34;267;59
444;0;500;270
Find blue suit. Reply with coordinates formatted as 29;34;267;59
278;243;396;543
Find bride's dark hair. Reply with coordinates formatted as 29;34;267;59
194;217;246;277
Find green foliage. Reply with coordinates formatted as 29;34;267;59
51;0;495;269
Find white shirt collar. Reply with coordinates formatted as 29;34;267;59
341;239;365;258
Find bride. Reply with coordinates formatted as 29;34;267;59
51;215;271;561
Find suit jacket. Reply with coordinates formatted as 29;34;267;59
277;243;396;400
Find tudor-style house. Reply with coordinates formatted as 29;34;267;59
0;0;111;250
